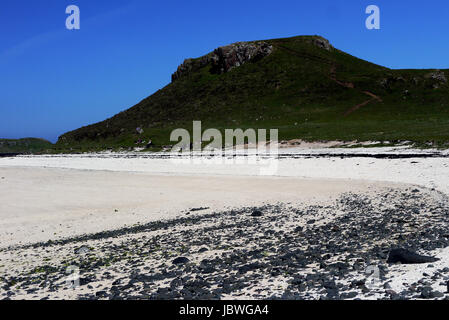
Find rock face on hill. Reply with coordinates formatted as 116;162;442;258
426;70;447;89
210;41;273;75
171;38;331;82
172;41;273;82
428;70;447;83
309;36;332;51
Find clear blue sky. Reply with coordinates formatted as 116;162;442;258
1;0;448;142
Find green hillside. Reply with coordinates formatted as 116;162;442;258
0;138;53;154
56;35;449;151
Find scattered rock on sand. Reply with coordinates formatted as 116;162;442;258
74;246;90;254
4;189;449;300
387;248;439;264
420;286;444;299
251;210;263;217
385;289;398;297
172;257;190;265
190;207;209;212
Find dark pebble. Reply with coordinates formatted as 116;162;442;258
251;210;263;217
172;257;190;265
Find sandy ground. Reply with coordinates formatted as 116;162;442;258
1;183;447;300
1;147;448;300
1;147;448;247
0;166;394;248
0;146;448;193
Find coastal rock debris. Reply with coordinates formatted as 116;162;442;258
387;248;439;264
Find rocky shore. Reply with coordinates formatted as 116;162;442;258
2;186;449;300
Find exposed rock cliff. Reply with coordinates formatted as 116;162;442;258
309;36;332;51
171;41;273;82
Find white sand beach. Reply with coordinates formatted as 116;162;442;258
2;147;448;247
0;166;394;248
1;147;449;300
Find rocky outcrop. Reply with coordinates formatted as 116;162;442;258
171;37;335;82
424;70;448;89
171;54;213;82
426;70;447;89
427;70;447;83
171;41;273;82
310;36;332;51
210;41;273;75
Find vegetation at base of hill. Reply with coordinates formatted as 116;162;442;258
0;138;54;154
54;35;449;152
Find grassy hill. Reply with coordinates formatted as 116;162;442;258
55;35;449;152
0;138;53;154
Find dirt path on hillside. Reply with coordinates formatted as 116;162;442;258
329;64;383;116
343;90;383;116
276;45;383;116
